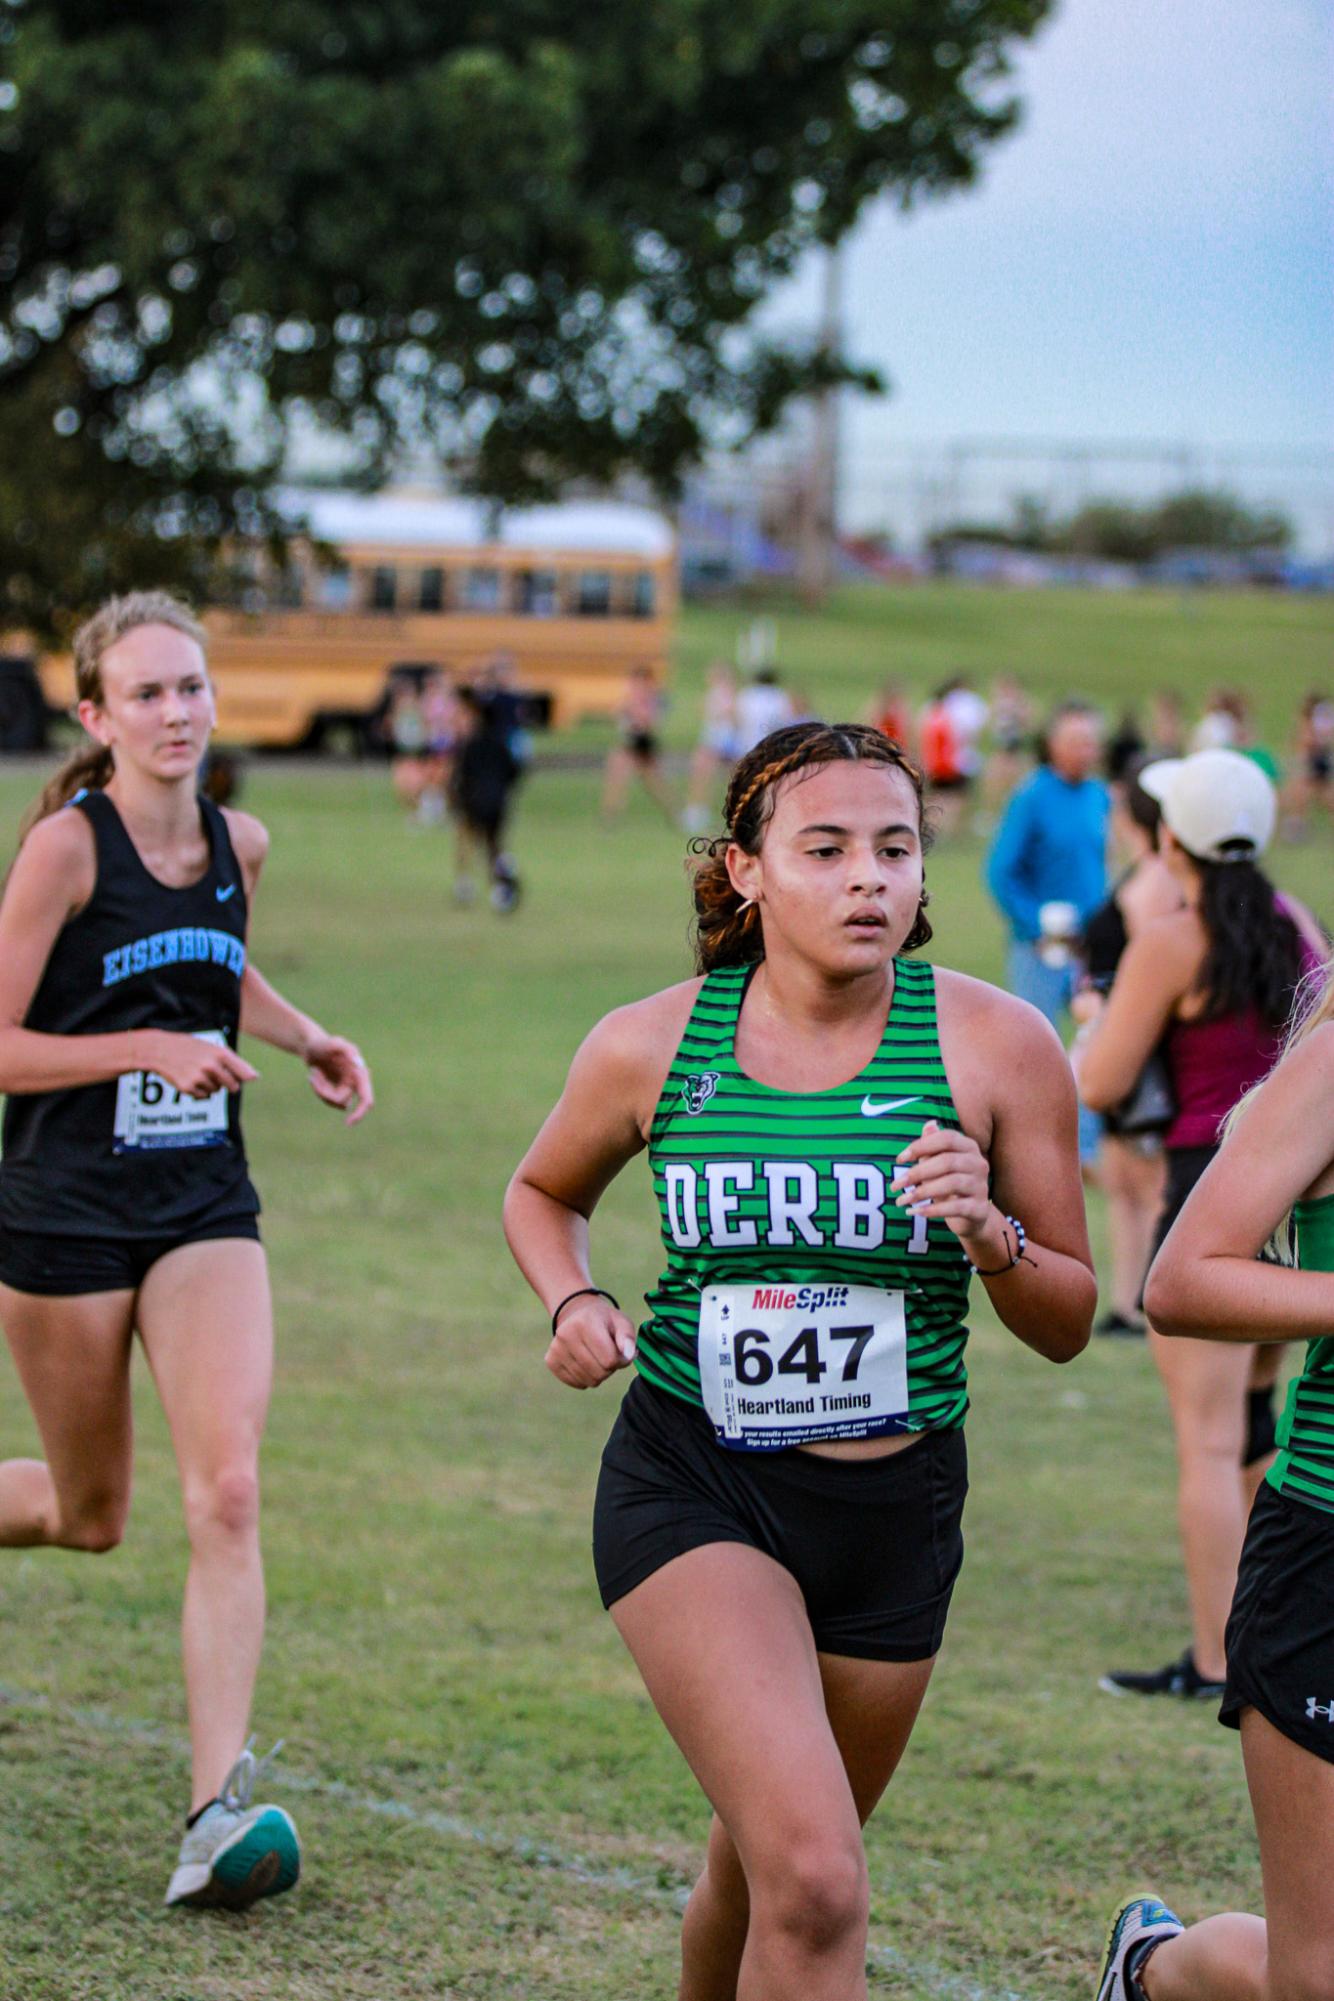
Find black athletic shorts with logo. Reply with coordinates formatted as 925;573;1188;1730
593;1373;967;1661
1221;1479;1334;1763
0;1214;261;1296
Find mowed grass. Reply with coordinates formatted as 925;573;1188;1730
1;585;1332;2000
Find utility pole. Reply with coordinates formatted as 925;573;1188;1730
796;246;843;608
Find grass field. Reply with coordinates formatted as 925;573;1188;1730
2;585;1332;2000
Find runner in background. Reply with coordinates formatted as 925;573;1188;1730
1075;760;1181;1335
0;591;373;1909
602;664;676;825
918;682;969;835
451;686;523;911
1075;749;1324;1702
1095;958;1334;2001
1281;690;1334;842
683;662;740;835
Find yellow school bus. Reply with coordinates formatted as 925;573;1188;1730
39;491;677;747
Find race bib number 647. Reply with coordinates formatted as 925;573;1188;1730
698;1281;909;1452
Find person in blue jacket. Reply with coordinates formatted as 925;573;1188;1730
986;702;1109;1024
986;703;1109;1164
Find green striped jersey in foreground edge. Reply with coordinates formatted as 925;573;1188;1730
1270;1191;1334;1516
638;956;972;1431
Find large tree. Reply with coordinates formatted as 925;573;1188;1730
1;0;1053;632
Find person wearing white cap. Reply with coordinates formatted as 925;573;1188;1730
1073;749;1326;1701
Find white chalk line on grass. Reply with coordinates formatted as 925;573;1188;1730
1;1682;1023;2001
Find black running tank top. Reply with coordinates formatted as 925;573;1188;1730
0;789;259;1238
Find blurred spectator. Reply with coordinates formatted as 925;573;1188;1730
1281;690;1334;840
682;661;740;835
982;673;1033;818
986;702;1110;1037
451;687;522;912
1104;707;1146;786
1076;749;1326;1699
869;675;914;753
919;680;971;835
1190;686;1245;753
1147;690;1186;758
602;664;675;823
475;653;533;771
735;668;794;756
390;672;454;826
945;676;989;791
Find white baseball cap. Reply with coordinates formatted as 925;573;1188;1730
1139;748;1276;863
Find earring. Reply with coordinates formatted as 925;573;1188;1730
737;897;756;914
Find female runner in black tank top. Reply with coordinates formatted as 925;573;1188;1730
0;592;373;1911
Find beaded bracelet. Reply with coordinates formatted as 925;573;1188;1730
964;1213;1032;1277
550;1286;620;1335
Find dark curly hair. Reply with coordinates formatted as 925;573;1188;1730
690;722;933;973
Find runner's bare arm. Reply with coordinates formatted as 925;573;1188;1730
0;812;254;1096
1145;1023;1334;1341
1075;917;1195;1109
504;984;698;1387
228;813;373;1122
923;977;1094;1362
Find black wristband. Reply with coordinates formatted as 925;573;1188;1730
965;1213;1031;1277
550;1286;620;1335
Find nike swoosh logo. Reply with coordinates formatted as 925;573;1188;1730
216;884;237;902
861;1095;919;1117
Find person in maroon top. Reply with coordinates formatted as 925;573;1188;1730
1075;749;1325;1700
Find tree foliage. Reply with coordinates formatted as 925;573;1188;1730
1;0;1053;633
936;488;1294;564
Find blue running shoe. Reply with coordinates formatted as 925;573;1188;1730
165;1738;300;1910
1095;1896;1184;2000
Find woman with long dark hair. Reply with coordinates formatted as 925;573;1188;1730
505;722;1094;1999
1076;748;1324;1701
0;593;373;1908
1094;955;1334;2001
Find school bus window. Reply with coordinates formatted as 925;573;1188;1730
577;570;612;616
418;566;445;613
462;566;502;611
628;571;655;618
517;568;558;616
315;566;354;611
369;565;397;612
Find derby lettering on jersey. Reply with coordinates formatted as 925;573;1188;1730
664;1159;901;1254
103;927;247;989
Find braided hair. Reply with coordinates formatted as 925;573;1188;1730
691;722;933;973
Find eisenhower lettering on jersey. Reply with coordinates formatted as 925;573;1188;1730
103;927;247;988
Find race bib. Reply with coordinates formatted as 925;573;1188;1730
698;1281;909;1452
113;1030;231;1153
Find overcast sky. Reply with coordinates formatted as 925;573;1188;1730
766;0;1332;476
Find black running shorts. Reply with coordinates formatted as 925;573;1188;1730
0;1214;262;1296
593;1373;967;1661
1221;1479;1334;1763
1150;1144;1217;1263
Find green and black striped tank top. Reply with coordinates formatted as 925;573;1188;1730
637;956;972;1431
1270;1191;1334;1517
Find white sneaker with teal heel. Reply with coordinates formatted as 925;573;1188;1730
165;1739;300;1910
1095;1896;1184;1999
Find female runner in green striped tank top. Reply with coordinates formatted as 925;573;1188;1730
1094;960;1334;2001
506;723;1096;2001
